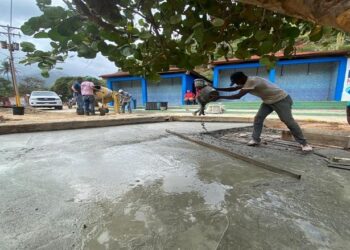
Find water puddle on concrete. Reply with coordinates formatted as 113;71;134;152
82;139;275;249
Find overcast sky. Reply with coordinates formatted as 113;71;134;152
0;0;117;85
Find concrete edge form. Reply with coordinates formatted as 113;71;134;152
0;116;171;135
0;116;256;135
171;116;253;123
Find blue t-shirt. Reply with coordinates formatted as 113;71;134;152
73;82;81;94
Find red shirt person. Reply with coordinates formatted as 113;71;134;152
184;90;195;105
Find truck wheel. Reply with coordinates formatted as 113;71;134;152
55;106;63;110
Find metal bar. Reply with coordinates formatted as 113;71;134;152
328;164;350;171
166;130;301;180
0;24;20;30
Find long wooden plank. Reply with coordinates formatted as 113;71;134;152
166;129;301;180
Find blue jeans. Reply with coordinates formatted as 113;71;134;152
121;102;132;113
252;95;306;145
74;93;83;110
83;95;95;114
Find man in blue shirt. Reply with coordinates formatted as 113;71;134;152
71;77;83;112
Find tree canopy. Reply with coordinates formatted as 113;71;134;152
20;0;346;79
0;77;13;97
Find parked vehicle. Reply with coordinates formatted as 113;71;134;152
29;91;63;110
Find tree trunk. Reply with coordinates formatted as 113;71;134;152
237;0;350;33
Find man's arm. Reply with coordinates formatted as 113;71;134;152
71;85;77;92
215;85;243;92
217;89;250;100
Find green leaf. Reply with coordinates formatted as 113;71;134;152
127;23;133;32
41;69;49;78
211;18;225;27
259;40;273;54
48;29;65;41
21;23;35;36
20;42;36;52
57;16;81;36
284;45;294;56
138;19;145;26
170;15;182;25
309;26;323;42
43;6;66;20
119;45;132;57
254;30;268;41
192;22;202;29
50;42;59;49
139;31;152;40
33;31;49;38
185;33;194;44
235;49;250;59
283;27;300;38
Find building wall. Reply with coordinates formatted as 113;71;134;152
341;58;350;101
112;80;142;107
218;61;339;101
275;62;338;101
147;77;182;106
219;67;269;101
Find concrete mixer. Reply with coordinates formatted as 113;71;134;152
94;86;121;115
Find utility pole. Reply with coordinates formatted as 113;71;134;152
0;24;21;106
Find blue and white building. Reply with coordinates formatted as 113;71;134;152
100;68;209;107
212;50;350;101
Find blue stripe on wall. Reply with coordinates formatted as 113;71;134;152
141;78;148;105
334;57;347;101
269;68;276;83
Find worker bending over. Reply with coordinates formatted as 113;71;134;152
215;72;312;152
119;89;132;113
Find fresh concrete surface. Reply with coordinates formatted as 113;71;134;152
0;122;349;250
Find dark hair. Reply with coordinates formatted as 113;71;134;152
230;72;246;83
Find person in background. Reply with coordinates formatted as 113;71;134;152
81;78;95;116
193;84;205;116
119;89;132;113
184;90;196;105
71;77;83;112
215;71;313;152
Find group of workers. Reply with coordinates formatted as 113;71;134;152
71;77;132;115
69;71;350;152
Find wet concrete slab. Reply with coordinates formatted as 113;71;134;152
0;122;349;250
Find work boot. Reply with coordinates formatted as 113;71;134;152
301;144;313;152
85;112;90;116
247;139;260;146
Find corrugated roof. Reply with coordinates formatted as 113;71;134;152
211;50;350;66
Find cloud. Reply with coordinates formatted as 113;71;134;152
0;0;117;86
